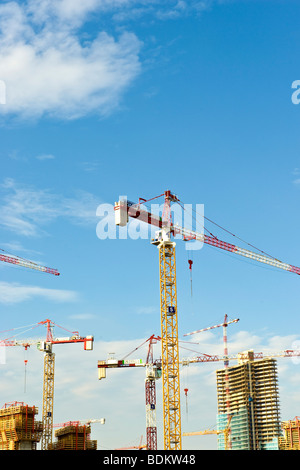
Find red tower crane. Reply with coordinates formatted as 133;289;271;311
98;334;161;451
144;334;161;450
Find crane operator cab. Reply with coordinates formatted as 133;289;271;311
151;229;172;245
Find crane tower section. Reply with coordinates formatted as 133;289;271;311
155;238;181;450
41;350;55;451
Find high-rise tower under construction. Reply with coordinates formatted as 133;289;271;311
216;350;281;450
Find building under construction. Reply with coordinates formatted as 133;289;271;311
48;421;97;450
279;416;300;450
216;350;281;450
0;401;43;450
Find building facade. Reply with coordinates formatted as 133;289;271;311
279;416;300;450
216;350;281;450
0;401;43;450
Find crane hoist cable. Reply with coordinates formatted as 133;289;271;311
177;200;279;261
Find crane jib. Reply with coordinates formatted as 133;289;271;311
119;201;300;276
0;254;60;275
203;235;300;275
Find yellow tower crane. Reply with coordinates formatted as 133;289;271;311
183;416;232;450
116;190;181;449
114;190;300;450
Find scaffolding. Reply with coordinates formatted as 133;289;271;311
48;421;97;450
279;416;300;450
0;401;43;450
216;351;281;450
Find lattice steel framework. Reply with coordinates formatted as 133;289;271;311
41;352;55;450
159;240;181;450
145;377;157;450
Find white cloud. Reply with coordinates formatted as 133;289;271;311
35;154;55;161
0;281;78;304
0;178;102;236
0;240;41;256
0;0;217;121
0;0;142;120
136;306;157;315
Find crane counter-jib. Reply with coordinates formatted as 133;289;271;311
98;359;145;379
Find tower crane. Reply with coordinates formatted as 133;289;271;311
1;319;93;450
53;419;105;428
116;435;146;450
0;249;59;275
114;190;300;450
98;334;161;450
184;314;239;449
144;334;161;450
183;415;232;450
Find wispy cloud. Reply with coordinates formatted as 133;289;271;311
35;154;55;161
0;178;101;236
292;168;300;185
0;241;42;257
0;0;216;121
68;313;97;320
0;0;142;121
0;281;78;304
136;306;157;315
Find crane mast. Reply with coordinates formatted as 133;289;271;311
42;348;55;450
116;190;182;450
145;335;160;451
40;319;55;451
154;237;181;449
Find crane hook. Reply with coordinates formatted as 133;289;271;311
188;260;193;296
184;388;189;416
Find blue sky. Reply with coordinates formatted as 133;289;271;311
0;0;300;450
